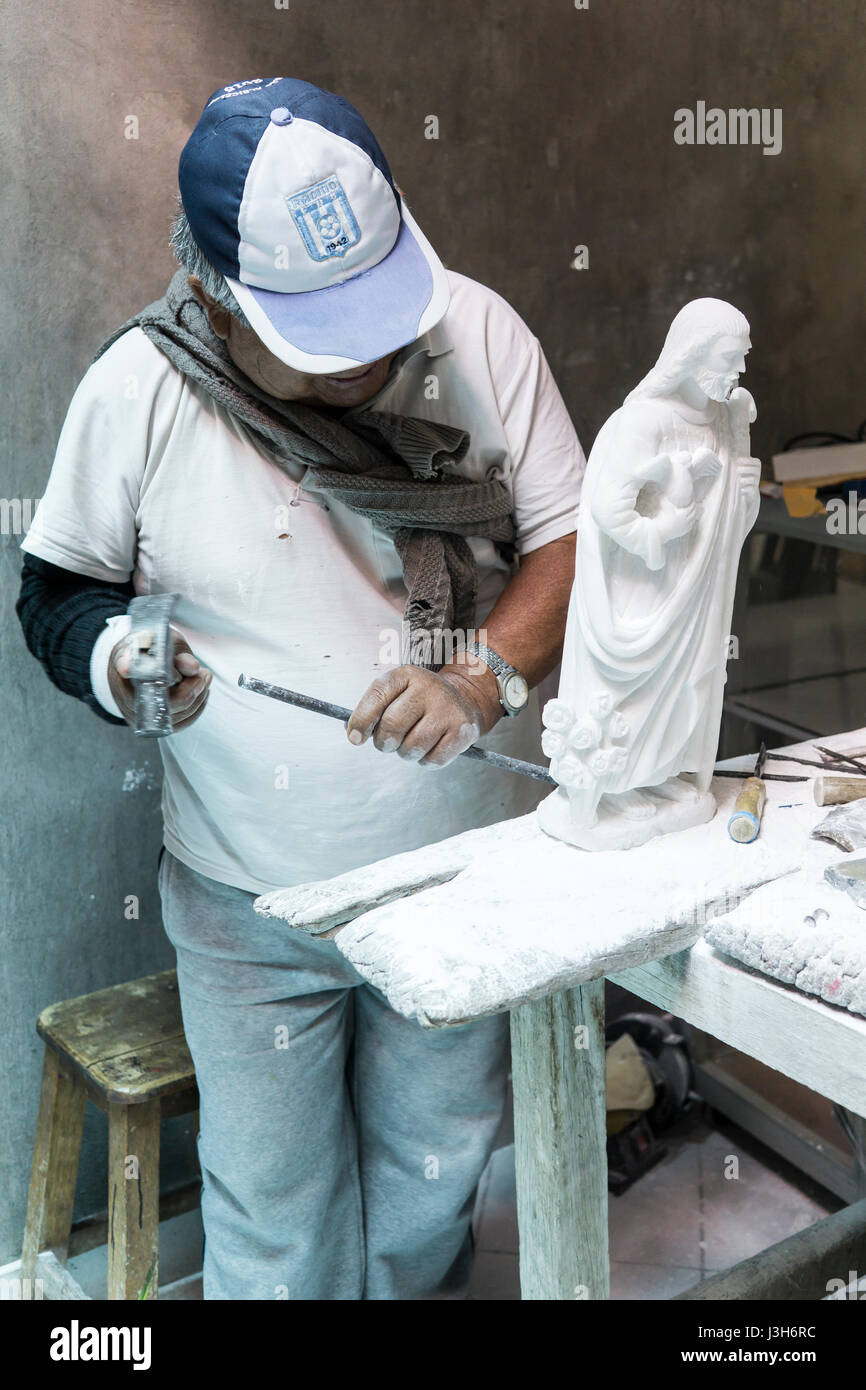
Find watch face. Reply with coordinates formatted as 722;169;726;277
503;673;529;711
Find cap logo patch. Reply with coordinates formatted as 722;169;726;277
285;176;361;261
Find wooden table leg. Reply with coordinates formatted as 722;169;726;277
511;978;608;1300
107;1098;161;1300
842;1108;866;1200
21;1049;86;1282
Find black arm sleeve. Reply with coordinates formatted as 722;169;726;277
15;554;136;725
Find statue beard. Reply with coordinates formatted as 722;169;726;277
695;365;739;402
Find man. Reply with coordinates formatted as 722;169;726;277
18;76;585;1300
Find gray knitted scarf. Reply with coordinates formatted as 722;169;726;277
92;270;515;658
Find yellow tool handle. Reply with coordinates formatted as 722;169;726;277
727;775;767;843
813;775;866;806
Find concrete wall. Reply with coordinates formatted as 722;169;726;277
2;0;863;1260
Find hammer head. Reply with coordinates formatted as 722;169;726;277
127;594;179;736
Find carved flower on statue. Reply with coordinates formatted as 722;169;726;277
545;692;633;793
557;751;591;789
607;711;630;740
589;748;615;776
541;728;568;760
568;716;602;750
590;693;614;720
606;746;628;773
541;698;574;734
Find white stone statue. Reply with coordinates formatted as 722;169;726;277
537;298;761;850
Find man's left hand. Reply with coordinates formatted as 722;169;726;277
346;665;501;767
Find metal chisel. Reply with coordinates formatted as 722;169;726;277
237;673;557;784
239;676;814;804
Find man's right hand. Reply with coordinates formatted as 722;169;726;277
108;626;213;731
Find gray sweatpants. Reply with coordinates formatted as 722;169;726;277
158;849;509;1300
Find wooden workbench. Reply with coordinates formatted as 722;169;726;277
256;728;866;1299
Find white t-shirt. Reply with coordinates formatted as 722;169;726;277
23;270;585;893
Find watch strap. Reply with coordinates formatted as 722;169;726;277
468;641;513;680
467;641;528;716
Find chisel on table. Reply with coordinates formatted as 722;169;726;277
727;742;769;843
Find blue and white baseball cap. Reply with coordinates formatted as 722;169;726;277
178;77;451;374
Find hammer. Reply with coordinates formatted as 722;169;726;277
126;594;180;737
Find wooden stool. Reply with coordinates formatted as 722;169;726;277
21;970;198;1300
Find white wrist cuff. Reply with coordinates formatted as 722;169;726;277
90;614;132;719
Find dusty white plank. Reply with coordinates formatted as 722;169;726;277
612;937;866;1116
512;981;608;1300
259;780;827;1026
255;813;540;935
256;730;866;1028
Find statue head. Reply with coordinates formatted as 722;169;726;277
625;298;751;406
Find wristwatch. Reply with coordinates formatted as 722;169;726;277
467;642;530;717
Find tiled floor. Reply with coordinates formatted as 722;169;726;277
63;1113;837;1300
468;1117;837;1300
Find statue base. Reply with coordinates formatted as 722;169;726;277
536;776;717;851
